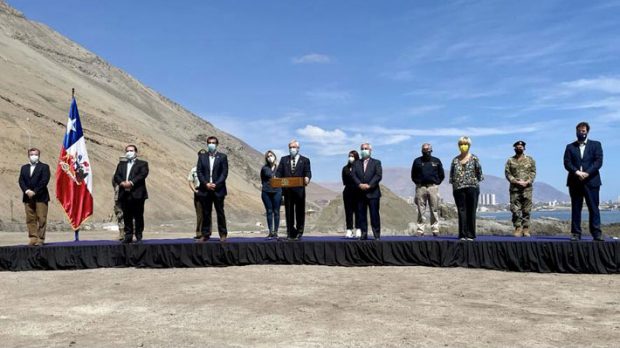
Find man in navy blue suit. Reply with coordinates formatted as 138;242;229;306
563;122;604;241
197;136;229;242
18;148;50;246
351;143;382;240
276;139;312;240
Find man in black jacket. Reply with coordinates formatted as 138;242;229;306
352;143;382;240
563;122;604;241
411;143;445;236
18;148;50;246
113;144;149;243
197;136;228;242
276;139;312;240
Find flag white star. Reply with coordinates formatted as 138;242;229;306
66;118;77;134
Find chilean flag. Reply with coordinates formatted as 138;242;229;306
56;97;94;230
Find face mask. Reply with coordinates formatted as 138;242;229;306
459;144;469;153
267;156;275;163
125;151;136;160
422;151;431;158
361;149;371;159
514;149;524;155
348;156;355;164
289;147;298;156
207;143;217;153
29;155;39;164
576;132;587;141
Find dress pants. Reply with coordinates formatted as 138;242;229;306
569;184;602;238
283;188;306;238
121;198;145;241
24;200;48;244
358;196;381;239
201;191;227;238
343;190;360;230
453;187;479;239
194;193;204;238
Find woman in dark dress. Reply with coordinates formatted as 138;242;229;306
342;150;361;238
260;150;282;239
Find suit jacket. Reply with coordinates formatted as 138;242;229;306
563;139;603;188
197;152;228;197
113;158;149;200
19;162;50;203
276;155;311;192
351;158;382;199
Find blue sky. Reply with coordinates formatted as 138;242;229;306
9;0;620;200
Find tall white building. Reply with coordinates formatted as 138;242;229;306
480;193;497;206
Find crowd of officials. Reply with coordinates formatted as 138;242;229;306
18;122;604;245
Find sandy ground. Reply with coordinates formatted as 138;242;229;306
1;231;620;347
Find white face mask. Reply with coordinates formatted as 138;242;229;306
125;151;136;160
29;155;39;164
267;155;276;163
289;147;299;156
348;156;355;163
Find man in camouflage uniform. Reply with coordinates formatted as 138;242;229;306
505;140;536;237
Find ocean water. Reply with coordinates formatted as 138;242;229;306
478;210;620;224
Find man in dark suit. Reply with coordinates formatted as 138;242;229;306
276;139;312;240
113;144;149;243
197;136;228;242
18;148;50;246
352;143;382;240
563;122;604;241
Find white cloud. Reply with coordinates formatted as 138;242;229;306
292;53;331;64
561;77;620;94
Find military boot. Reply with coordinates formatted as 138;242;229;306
513;227;523;237
522;227;531;237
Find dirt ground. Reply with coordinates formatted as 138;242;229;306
1;231;619;347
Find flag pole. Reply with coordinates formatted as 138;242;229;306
72;87;79;242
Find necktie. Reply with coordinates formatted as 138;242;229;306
292;157;297;173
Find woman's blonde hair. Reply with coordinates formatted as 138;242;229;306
458;136;472;146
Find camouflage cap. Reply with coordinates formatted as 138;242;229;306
513;140;526;147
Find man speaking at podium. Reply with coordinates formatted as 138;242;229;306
276;139;312;240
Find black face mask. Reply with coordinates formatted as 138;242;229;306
514;149;524;155
422;151;432;159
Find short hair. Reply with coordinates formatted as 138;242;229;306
28;148;40;155
576;122;590;132
348;150;360;161
125;144;138;152
288;139;299;148
421;143;432;151
360;143;372;150
207;136;219;144
458;136;471;146
264;150;277;165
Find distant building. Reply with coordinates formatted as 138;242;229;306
480;193;497;206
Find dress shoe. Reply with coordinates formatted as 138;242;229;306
193;236;202;240
570;234;581;241
220;236;227;242
593;235;605;242
513;227;523;237
197;236;210;243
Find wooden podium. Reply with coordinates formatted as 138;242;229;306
270;177;305;188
